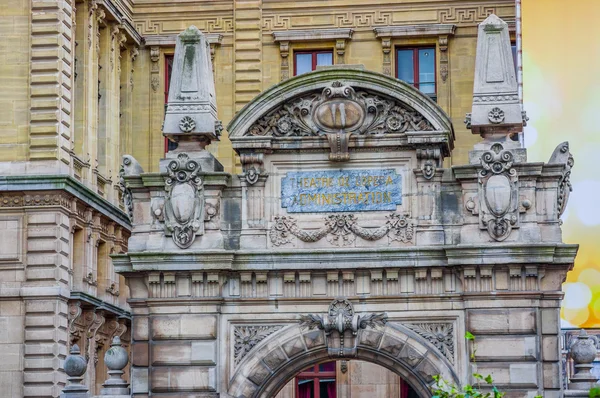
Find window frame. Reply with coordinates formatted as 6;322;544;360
395;46;437;99
294;362;337;398
293;49;334;76
164;53;175;154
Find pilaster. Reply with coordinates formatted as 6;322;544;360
233;0;262;112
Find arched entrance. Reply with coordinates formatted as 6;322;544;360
227;320;459;398
276;360;419;398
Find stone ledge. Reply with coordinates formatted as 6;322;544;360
0;175;131;228
374;24;456;38
70;291;131;320
144;33;224;47
114;244;577;272
272;28;353;42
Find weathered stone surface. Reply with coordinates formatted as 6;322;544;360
151;366;216;392
467;309;536;334
151;315;216;340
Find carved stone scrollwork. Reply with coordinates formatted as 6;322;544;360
270;213;414;247
478;143;519;241
404;323;454;363
117;166;133;220
417;148;442;180
164;153;205;248
240;153;267;186
299;299;387;357
233;325;284;366
68;302;83;347
245;81;434;161
549;141;574;218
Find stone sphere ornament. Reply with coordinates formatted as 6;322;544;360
64;344;87;378
100;336;131;396
104;336;129;371
61;344;89;395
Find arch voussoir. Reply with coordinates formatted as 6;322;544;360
228;322;459;398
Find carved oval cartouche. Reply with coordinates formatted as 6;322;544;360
171;183;196;223
485;174;512;217
314;99;364;133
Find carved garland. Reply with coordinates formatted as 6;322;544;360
270;213;414;247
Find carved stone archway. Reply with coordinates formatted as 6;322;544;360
226;319;459;398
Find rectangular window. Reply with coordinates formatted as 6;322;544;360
396;47;436;101
295;362;336;398
164;54;177;154
294;50;333;76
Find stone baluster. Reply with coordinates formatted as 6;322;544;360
99;336;130;396
569;329;599;390
60;344;89;398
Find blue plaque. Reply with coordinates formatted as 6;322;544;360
281;169;402;213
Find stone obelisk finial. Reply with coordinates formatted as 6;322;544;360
163;25;221;152
465;14;527;143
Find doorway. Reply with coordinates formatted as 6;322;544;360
275;360;420;398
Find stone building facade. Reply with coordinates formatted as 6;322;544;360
0;0;578;398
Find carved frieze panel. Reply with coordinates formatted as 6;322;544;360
270;213;414;247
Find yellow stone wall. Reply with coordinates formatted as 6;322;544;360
0;0;30;161
131;0;516;173
0;0;517;178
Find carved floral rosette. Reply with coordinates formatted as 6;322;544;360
270;213;415;247
164;153;205;248
245;81;434;161
477;143;519;241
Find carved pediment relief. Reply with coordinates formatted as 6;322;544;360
246;81;434;138
245;81;434;161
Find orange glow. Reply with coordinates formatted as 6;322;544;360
523;0;600;327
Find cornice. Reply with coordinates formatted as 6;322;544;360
97;0;142;45
114;244;578;273
143;33;224;47
374;24;456;38
272;28;354;42
70;291;132;319
0;175;131;228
